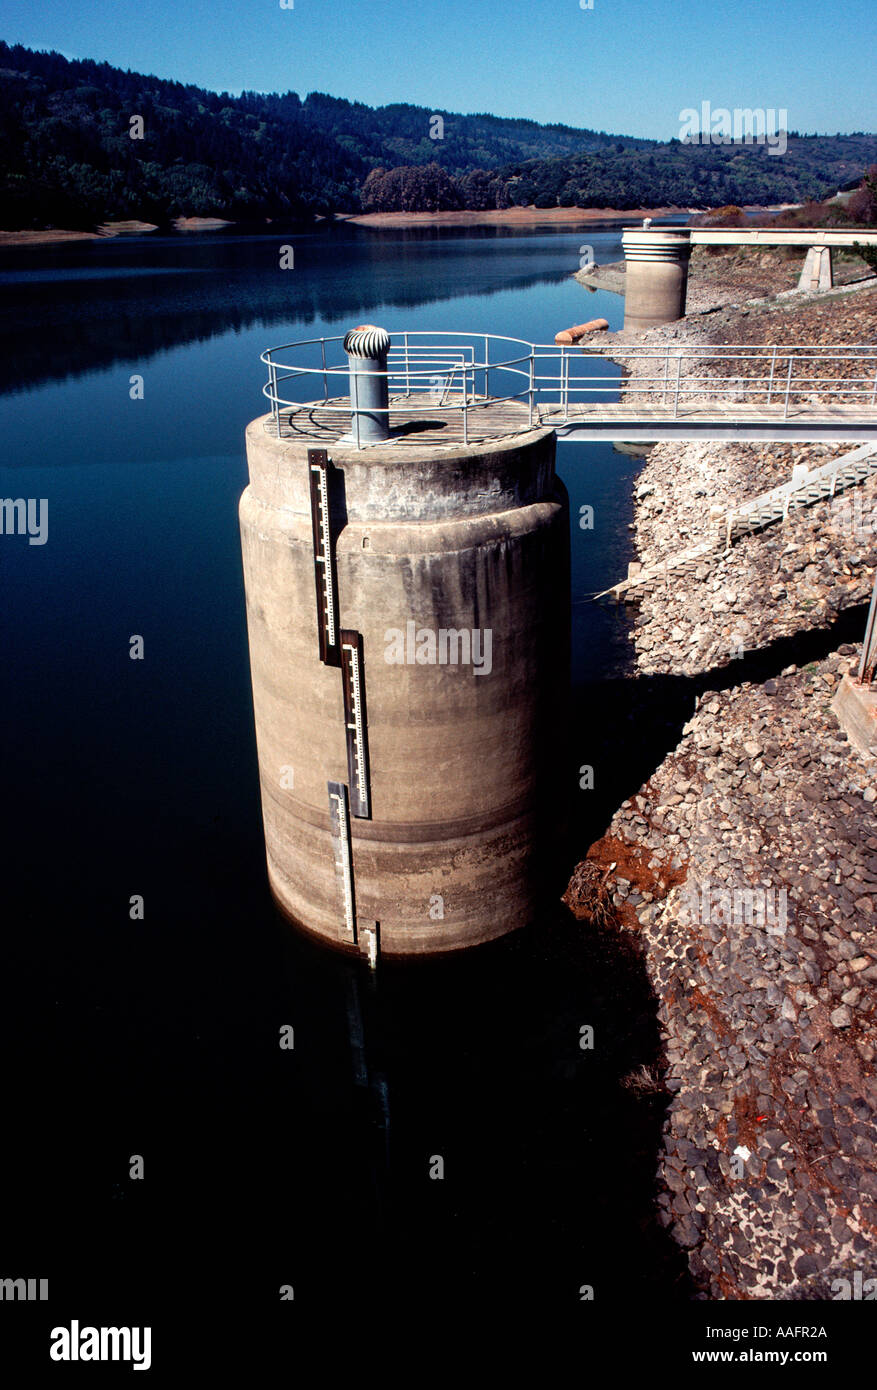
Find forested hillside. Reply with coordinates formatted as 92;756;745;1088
1;39;876;228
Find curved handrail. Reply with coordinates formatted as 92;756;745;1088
260;332;543;443
258;331;877;445
261;328;539;358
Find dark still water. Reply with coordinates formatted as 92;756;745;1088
0;223;690;1343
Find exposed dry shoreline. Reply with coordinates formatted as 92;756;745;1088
565;253;877;1299
339;205;679;228
0;205;681;247
0;200;808;247
0;215;233;246
0;227;104;246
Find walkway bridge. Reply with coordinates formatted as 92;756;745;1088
262;333;877;448
687;230;877;247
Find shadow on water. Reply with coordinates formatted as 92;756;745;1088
2;829;692;1331
267;906;694;1311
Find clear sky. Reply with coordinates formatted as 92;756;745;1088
0;0;873;138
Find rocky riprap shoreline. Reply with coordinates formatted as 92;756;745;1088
626;439;877;673
566;263;877;1298
682;245;870;315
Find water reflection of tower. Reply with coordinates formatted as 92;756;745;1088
239;326;570;958
345;961;390;1217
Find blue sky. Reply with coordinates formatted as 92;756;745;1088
0;0;873;138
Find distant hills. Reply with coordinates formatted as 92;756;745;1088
1;39;876;228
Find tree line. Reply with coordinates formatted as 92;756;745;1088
1;40;875;229
361;149;877;217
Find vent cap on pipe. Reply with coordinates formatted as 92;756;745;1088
344;324;391;358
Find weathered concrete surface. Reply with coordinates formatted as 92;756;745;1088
833;673;877;760
240;418;570;954
799;245;834;293
621;230;691;330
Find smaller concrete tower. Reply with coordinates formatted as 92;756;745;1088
622;228;691;330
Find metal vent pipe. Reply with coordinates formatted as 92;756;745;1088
344;324;391;445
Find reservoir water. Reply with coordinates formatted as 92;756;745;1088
0;221;692;1328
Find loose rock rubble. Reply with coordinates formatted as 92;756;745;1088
630;447;877;677
567;261;877;1299
683;245;871;315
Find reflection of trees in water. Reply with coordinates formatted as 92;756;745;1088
0;228;594;396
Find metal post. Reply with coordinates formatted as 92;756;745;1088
353;370;361;450
783;355;794;421
767;345;777;405
858;571;877;684
404;332;410;397
672;351;682;419
662;346;670;404
528;349;535;427
321;338;328;404
871;362;877;406
268;351;279;432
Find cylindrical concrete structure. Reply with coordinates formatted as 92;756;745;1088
621;229;691;330
344;324;391;445
239;417;570;956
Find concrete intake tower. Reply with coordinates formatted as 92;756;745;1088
239;328;570;956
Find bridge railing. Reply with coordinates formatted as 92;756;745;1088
534;343;877;421
261;334;877;439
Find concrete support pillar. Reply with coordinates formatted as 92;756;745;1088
798;245;833;293
621;229;692;331
831;572;877;757
832;674;877;759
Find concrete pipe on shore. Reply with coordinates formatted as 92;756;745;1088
555;318;610;345
239;416;570;956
